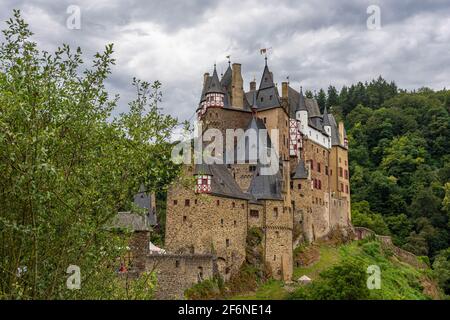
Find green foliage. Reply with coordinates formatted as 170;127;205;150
0;11;179;299
290;260;370;300
351;201;390;235
327;74;450;259
184;278;222;300
432;248;450;296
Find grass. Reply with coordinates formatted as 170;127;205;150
230;239;442;300
293;244;342;280
231;280;287;300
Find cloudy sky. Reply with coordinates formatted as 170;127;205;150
1;0;450;122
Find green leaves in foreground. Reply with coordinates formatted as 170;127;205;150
0;10;179;299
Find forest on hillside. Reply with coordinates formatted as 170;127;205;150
309;80;450;294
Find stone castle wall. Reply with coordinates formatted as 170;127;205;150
165;166;247;279
145;254;214;299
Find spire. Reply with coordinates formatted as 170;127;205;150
258;63;275;91
323;105;331;126
296;86;307;112
205;64;223;94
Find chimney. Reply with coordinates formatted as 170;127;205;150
231;63;244;108
250;80;256;91
338;121;345;144
203;72;210;87
281;82;289;99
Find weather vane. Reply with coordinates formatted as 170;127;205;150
226;55;231;65
259;47;272;64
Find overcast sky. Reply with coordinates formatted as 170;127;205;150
1;0;450;122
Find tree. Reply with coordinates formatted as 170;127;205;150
432;248;450;295
326;85;339;109
351;201;390;235
292;260;370;300
0;10;179;299
315;88;326;113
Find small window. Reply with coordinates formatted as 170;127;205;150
274;207;278;218
250;210;259;218
275;231;280;238
221;219;224;226
317;163;321;173
185;199;190;207
225;267;230;274
241;203;245;209
175;260;180;268
173;200;178;205
325;166;328;175
217;200;220;206
249;165;256;172
183;216;187;222
226;239;230;247
232;202;235;208
298;183;301;190
194;199;198;205
234;220;237;226
273;255;276;261
290;181;293;189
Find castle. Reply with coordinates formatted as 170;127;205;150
165;59;351;282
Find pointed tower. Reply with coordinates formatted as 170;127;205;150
256;60;280;109
204;64;225;108
322;106;331;136
296;86;308;133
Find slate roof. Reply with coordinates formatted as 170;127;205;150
194;163;213;176
254;64;281;110
220;64;232;89
108;212;151;231
292;159;308;179
323;106;331;127
328;113;342;146
205;66;223;95
287;86;317;118
198;75;211;107
133;184;157;225
194;164;250;200
247;164;283;200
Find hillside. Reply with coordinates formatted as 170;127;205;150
232;238;443;300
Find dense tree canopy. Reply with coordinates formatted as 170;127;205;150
321;77;450;259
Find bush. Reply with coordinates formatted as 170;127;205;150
184;279;222;300
289;260;371;300
362;242;381;257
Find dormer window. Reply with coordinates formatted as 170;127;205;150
195;175;212;193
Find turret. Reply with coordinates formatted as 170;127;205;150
194;164;212;194
204;64;224;108
296;87;308;131
322;106;331;136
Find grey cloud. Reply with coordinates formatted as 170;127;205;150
1;0;449;123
